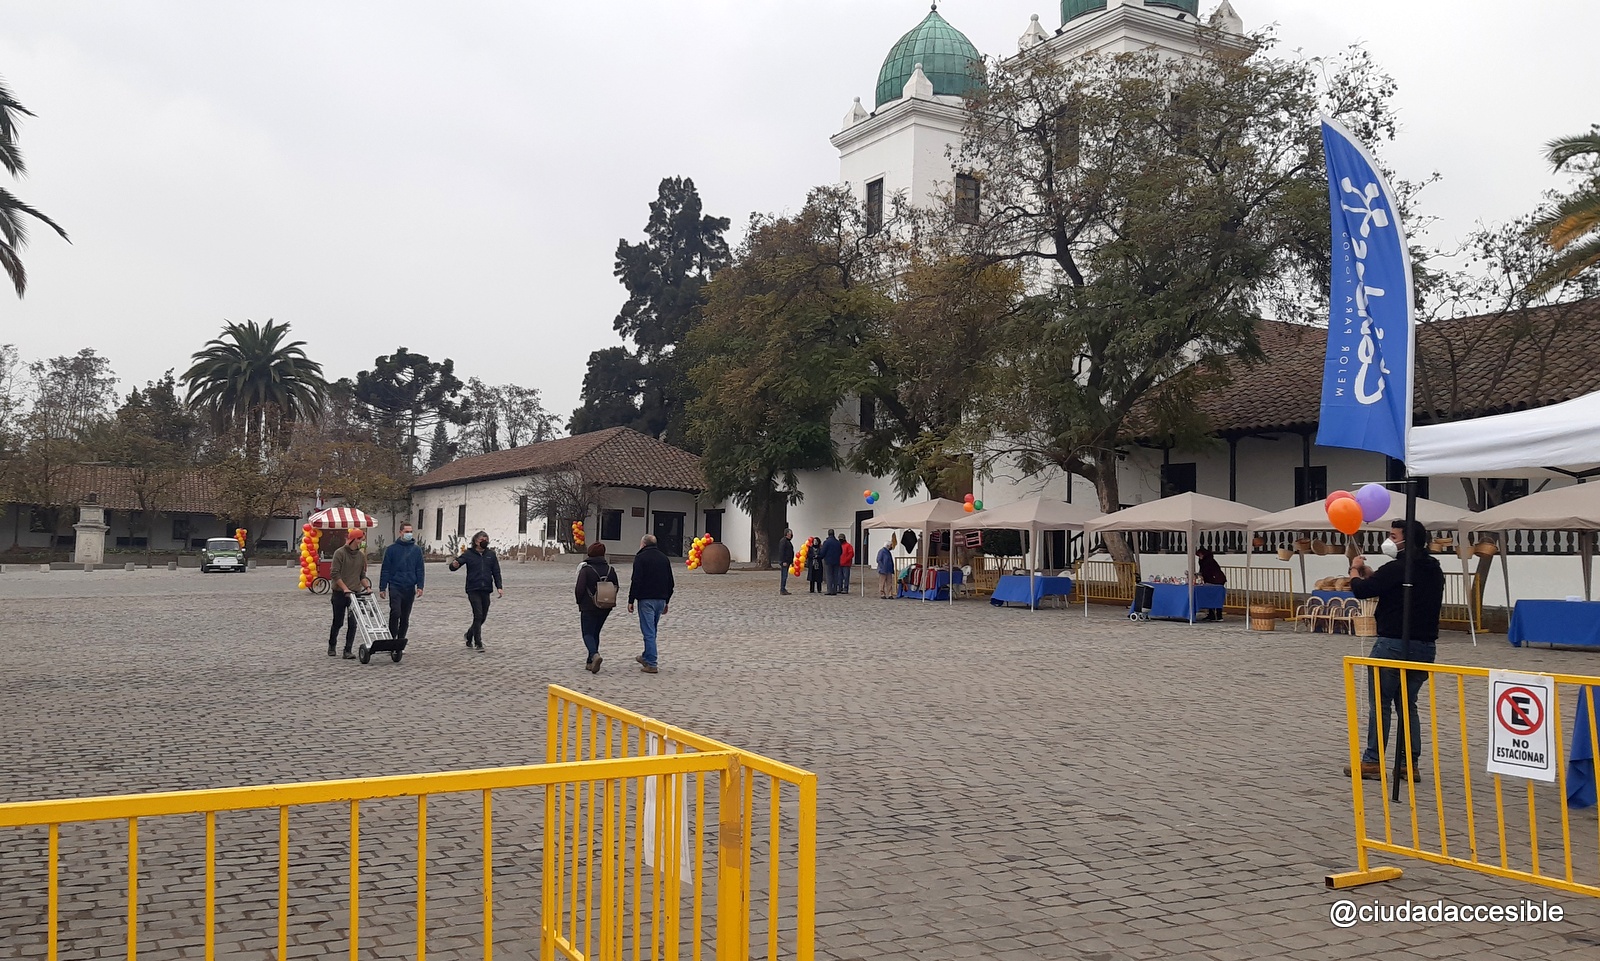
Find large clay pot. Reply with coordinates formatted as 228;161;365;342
700;541;731;574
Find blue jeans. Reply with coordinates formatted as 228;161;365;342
637;599;666;666
779;568;789;593
1362;636;1437;765
824;562;839;594
840;566;852;592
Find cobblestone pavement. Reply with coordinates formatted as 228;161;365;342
2;561;1599;959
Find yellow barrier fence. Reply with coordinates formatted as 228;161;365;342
1329;657;1600;899
0;685;817;961
547;685;818;961
1070;560;1139;606
1441;571;1483;631
1219;565;1295;617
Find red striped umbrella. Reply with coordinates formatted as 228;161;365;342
308;507;377;530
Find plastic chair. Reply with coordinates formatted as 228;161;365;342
1292;597;1324;633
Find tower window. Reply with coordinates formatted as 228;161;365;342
955;174;981;224
865;178;884;235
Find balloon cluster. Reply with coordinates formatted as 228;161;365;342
686;533;716;570
962;493;984;514
862;489;881;504
296;524;321;590
1324;484;1392;535
571;521;585;548
234;528;247;549
790;537;811;577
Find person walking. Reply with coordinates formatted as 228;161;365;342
778;529;795;595
839;536;855;594
821;530;843;595
327;529;369;659
627;534;674;674
805;536;824;594
576;542;620;673
378;522;424;649
1343;519;1446;782
447;531;502;650
876;539;896;599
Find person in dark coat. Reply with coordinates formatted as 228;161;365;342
626;535;674;673
805;537;824;593
447;530;502;650
821;530;843;595
777;529;795;595
575;542;620;673
1345;519;1446;782
1195;548;1226;622
378;522;425;647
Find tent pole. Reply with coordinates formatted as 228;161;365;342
1500;529;1513;629
1245;529;1255;632
1585;531;1594;602
1188;529;1197;625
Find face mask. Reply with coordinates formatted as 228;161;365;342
1381;539;1399;558
476;540;488;549
399;532;414;543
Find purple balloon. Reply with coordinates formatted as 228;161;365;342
1354;483;1391;523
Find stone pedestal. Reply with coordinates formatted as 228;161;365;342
73;503;109;567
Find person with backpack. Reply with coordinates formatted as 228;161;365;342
575;541;620;673
626;534;674;674
448;530;502;651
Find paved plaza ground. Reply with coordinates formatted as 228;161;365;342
3;560;1600;959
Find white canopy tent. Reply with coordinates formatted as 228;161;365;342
861;498;970;601
1409;391;1600;479
1084;492;1262;624
1245;496;1474;639
951;496;1104;615
1461;482;1600;603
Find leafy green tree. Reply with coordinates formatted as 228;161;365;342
349;347;468;471
573;176;730;443
1530;126;1600;292
459;378;557;456
182;319;327;459
687;189;886;566
99;372;202;564
0;74;69;298
424;420;455;473
950;37;1401;557
14;348;117;549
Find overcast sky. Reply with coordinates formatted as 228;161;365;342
3;1;1596;421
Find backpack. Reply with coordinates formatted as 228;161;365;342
586;562;618;609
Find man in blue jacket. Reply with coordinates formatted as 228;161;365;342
820;530;843;595
378;522;425;648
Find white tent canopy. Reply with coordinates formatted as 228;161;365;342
1460;483;1600;533
1085;493;1262;624
1408;390;1600;478
861;498;969;601
953;496;1103;616
1249;496;1469;533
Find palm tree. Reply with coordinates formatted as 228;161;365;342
1531;127;1600;293
1;75;70;297
183;319;328;457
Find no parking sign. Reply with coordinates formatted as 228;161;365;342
1487;670;1556;782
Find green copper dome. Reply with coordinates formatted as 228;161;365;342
1062;0;1199;26
874;7;983;109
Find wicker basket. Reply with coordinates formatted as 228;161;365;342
1249;604;1278;631
1353;599;1378;637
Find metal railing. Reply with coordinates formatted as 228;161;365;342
0;686;817;961
547;685;817;961
1219;565;1295;616
1329;657;1600;899
1069;560;1139;606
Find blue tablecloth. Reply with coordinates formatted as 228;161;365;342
990;575;1074;609
1571;687;1598;810
1312;590;1355;605
1138;583;1226;621
899;569;962;600
1507;599;1600;648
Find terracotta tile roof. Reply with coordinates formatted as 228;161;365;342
44;465;300;517
1189;297;1600;435
411;427;707;493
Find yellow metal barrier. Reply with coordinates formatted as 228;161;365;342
1069;560;1139;606
0;686;817;960
1329;657;1600;899
547;685;818;961
1442;571;1483;630
1219;565;1294;616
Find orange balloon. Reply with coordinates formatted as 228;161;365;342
1327;497;1363;536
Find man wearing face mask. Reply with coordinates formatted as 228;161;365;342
379;522;425;652
1344;519;1445;782
448;530;503;650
